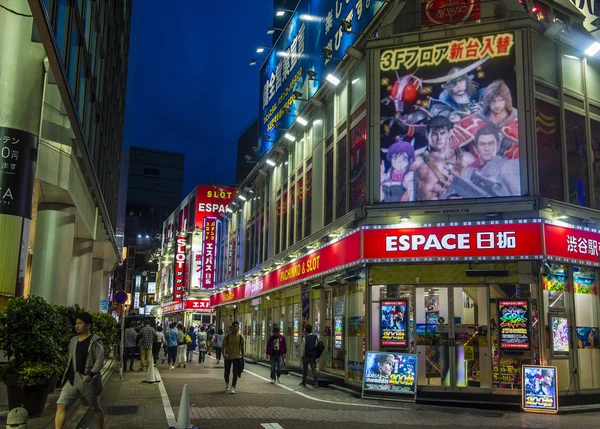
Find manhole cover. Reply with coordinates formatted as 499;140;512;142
106;405;139;415
470;411;503;418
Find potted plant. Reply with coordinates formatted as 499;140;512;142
0;296;71;416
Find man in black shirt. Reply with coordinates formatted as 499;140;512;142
56;312;105;429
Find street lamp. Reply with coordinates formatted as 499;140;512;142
275;8;294;17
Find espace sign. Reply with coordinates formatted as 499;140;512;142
363;222;544;260
196;185;236;226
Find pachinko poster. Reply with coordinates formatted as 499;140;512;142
551;316;570;356
379;32;520;203
498;300;530;351
381;300;408;348
363;352;418;395
522;365;558;413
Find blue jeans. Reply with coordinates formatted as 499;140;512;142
270;354;283;380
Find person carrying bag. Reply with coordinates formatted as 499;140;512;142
222;321;245;394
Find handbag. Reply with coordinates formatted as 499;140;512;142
237;335;244;377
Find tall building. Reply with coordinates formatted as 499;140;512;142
0;1;131;311
114;147;184;315
235;119;259;185
211;0;600;406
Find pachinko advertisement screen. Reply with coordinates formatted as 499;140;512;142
551;316;570;356
363;352;418;394
381;300;408;348
379;32;521;203
498;300;530;350
522;365;558;413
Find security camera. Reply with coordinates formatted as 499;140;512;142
340;20;352;32
283;107;291;114
307;70;318;79
322;47;333;58
263;134;271;140
293;91;303;99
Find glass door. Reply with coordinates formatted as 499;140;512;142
416;286;491;392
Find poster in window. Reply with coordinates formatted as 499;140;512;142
363;352;418;395
522;365;559;413
379;33;520;203
542;263;567;313
498;300;530;350
334;316;343;349
381;300;408;348
551;316;570;356
573;266;597;295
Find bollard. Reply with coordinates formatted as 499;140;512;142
7;407;28;428
142;361;160;384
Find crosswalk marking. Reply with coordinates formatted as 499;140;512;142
261;423;284;429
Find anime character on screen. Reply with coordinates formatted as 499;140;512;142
428;66;485;121
370;354;395;376
449;126;520;198
409;116;476;200
380;138;416;202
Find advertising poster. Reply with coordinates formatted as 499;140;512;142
421;0;481;28
498;300;530;350
334;316;343;349
381;300;408;348
363;352;418;395
522;365;559;413
543;263;567;313
379;32;520;202
301;284;310;323
576;327;600;349
294;318;299;344
573;266;597;295
551;316;570;356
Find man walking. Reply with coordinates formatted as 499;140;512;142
223;321;245;394
300;324;319;387
154;326;165;364
138;320;156;372
165;323;178;369
55;312;104;429
266;325;287;384
123;325;137;372
176;324;187;368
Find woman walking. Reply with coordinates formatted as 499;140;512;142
186;326;197;363
176;324;187;368
154;326;165;364
214;328;225;364
197;326;208;363
165;323;178;369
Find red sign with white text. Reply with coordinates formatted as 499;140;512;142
363;223;543;260
544;224;600;265
162;302;183;314
195;185;236;227
211;232;361;306
184;299;212;311
174;234;187;302
202;218;218;289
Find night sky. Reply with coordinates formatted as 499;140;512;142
123;1;273;196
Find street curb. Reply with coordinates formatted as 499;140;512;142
65;358;118;429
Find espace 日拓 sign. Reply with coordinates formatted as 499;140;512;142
211;232;361;306
363;222;544;260
196;185;236;227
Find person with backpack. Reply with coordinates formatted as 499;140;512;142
266;325;287;384
300;324;322;387
197;326;208;363
222;321;245;394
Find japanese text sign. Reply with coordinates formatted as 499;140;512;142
363;222;543;260
498;300;530;350
161;302;183;314
174;234;187;302
202;217;218;289
195;185;236;227
363;352;418;395
184;299;212;311
522;365;558;414
380;300;408;348
544;224;600;265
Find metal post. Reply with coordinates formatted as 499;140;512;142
119;303;126;380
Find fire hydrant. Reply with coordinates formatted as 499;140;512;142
6;407;28;428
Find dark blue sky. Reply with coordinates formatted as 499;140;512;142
123;1;273;196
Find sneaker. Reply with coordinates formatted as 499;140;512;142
225;384;230;391
270;379;275;384
177;364;181;368
277;378;281;384
169;366;175;370
231;387;236;394
299;382;307;387
183;363;187;368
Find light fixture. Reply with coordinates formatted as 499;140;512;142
137;234;141;238
238;195;247;201
585;42;600;56
345;46;363;60
284;133;296;142
540;260;551;275
266;26;283;35
564;54;580;60
256;46;270;53
352;78;360;84
145;235;150;239
226;207;233;213
296;116;308;126
266;159;276;167
275;8;294;16
400;215;411;222
543;21;566;39
555;214;568;220
249;58;264;66
325;73;341;86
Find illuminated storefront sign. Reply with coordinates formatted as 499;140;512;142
363;222;543;260
379;33;520;204
201;218;218;289
161;302;183;314
420;0;480;27
380;300;408;348
195;185;236;227
363;352;418;395
184;299;212;311
544;223;600;266
498;300;530;350
174;234;187;302
259;0;385;154
522;365;558;414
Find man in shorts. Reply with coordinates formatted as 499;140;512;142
55;312;105;429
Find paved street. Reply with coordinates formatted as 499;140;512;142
81;351;600;429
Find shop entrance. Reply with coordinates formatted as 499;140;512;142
415;286;492;392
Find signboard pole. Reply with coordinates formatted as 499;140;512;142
119;302;125;380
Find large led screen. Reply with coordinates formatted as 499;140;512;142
379;32;521;202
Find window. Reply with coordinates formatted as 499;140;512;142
536;100;564;200
326;100;334;135
143;168;160;176
325;147;334;226
350;58;367;109
350;117;367;210
335;136;347;219
565;110;590;207
281;187;288;250
275;194;281;254
288;180;295;246
296;175;303;242
304;162;312;239
337;85;348;123
591;119;600;210
562;53;583;93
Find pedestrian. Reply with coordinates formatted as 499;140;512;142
214;328;225;364
300;324;319;387
138;320;156;372
197;326;208;363
176;324;187;368
266;325;287;384
165;323;178;369
154;326;165;364
207;324;216;355
55;312;104;429
123;325;137;372
222;321;245;394
186;326;197;363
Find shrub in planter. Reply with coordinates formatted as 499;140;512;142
92;312;117;357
